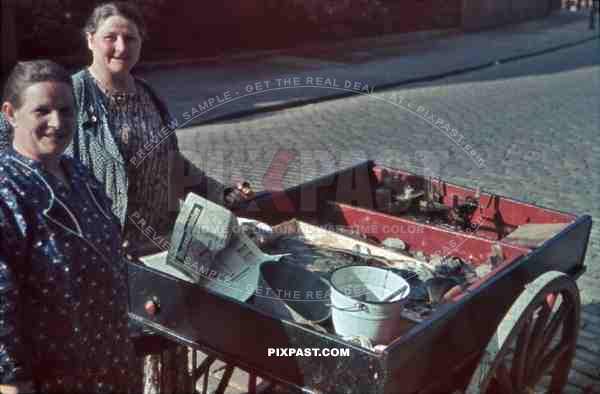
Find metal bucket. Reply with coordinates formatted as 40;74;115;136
329;265;410;344
253;261;331;324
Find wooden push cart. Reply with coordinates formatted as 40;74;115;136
127;161;592;394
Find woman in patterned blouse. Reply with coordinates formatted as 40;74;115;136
0;60;140;393
78;1;254;250
76;2;253;391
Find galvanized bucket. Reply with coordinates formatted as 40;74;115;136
329;265;410;344
253;261;331;325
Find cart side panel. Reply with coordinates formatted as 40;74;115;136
371;166;576;241
128;262;386;393
381;215;591;394
323;202;530;265
371;166;575;226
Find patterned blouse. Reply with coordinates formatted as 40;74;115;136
0;149;140;392
0;115;9;152
90;75;178;248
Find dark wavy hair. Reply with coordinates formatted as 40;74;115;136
83;2;147;40
2;60;73;109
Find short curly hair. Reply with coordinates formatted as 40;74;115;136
83;2;147;40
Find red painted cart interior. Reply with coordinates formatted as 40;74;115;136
241;164;575;303
371;166;575;240
326;201;530;267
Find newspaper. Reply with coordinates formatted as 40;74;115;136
199;231;286;301
166;193;284;301
169;193;235;265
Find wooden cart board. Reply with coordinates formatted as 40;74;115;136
502;222;568;247
271;219;421;266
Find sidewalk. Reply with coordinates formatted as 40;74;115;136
139;10;599;131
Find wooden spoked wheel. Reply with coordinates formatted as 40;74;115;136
466;271;580;394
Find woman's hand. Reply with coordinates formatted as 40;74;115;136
224;182;255;209
0;385;18;394
0;382;35;394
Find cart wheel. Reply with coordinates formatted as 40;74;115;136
465;271;580;394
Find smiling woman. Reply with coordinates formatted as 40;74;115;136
1;61;75;178
84;2;144;92
71;3;254;392
0;3;254;391
0;60;139;394
74;4;197;390
73;1;253;249
4;82;74;164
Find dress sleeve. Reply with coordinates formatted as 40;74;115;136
171;151;228;206
72;159;122;232
159;102;228;205
0;194;33;384
0;113;12;152
139;78;229;206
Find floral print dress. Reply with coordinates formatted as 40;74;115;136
91;74;179;249
0;149;140;393
88;74;194;393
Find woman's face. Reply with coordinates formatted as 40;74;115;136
87;15;142;77
2;81;76;161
